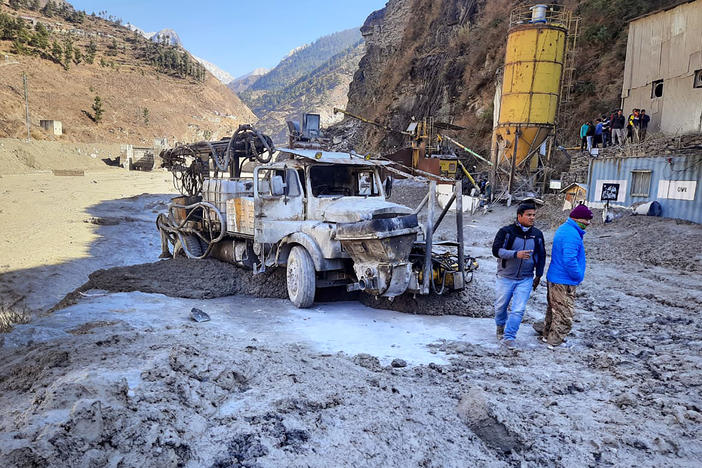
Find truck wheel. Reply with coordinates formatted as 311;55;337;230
287;246;316;308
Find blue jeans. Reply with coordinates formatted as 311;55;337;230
494;276;533;340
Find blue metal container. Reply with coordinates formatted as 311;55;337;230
586;154;702;224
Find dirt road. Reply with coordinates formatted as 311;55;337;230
1;173;701;467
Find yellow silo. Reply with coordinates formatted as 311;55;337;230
492;4;569;176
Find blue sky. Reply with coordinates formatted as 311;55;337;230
67;0;387;78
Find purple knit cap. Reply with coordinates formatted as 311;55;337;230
570;204;593;220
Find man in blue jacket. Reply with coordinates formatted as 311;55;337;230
492;202;546;348
543;204;593;348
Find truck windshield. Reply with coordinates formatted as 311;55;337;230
309;165;379;197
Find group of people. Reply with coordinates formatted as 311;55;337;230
579;108;651;151
492;202;593;349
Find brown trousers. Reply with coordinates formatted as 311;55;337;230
544;281;576;345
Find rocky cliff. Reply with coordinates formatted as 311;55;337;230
336;0;683;159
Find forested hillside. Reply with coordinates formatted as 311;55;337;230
0;0;255;143
249;41;365;143
245;28;362;93
236;28;364;143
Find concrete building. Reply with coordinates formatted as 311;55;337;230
621;0;702;135
39;120;63;136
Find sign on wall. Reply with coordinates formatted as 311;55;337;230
594;180;628;202
657;180;697;200
601;183;620;201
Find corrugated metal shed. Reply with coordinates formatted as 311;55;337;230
587;155;702;223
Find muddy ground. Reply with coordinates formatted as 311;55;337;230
1;177;702;467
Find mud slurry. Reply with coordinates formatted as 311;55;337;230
53;257;495;317
0;326;498;467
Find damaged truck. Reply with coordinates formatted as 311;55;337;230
157;120;476;308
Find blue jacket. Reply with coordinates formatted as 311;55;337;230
546;218;586;285
579;124;589;138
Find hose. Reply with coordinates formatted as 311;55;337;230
156;201;226;259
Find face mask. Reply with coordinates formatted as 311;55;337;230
576;221;588;230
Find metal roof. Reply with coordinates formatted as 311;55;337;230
560;183;588;193
278;148;388;167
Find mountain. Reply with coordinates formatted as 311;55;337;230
245;28;362;93
335;0;685;157
150;28;181;47
125;23;151;39
125;24;233;85
248;41;365;143
193;55;234;84
0;1;256;143
238;28;364;143
227;68;268;94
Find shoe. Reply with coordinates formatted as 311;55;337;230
501;339;516;350
547;342;573;350
496;325;505;339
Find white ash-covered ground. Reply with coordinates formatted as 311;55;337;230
1;176;701;467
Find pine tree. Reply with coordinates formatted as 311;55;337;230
86;40;96;64
51;40;62;62
92;96;104;123
62;39;73;69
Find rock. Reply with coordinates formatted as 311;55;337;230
391;358;407;368
190;308;210;322
353;353;382;371
457;387;522;454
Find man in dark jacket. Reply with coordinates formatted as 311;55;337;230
611;109;626;145
639;109;651;141
542;204;592;349
492;202;546;348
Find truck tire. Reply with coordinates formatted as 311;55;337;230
287;246;316;308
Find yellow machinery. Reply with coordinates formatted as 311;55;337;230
491;4;577;195
333;108;476;181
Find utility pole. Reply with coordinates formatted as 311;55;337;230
23;72;30;141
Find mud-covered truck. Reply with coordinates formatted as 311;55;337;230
157;125;475;307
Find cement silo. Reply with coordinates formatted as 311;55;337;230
491;4;574;195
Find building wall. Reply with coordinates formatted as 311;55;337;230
587;155;702;223
621;0;702;135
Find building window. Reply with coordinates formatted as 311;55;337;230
631;170;652;197
694;70;702;89
651;80;664;98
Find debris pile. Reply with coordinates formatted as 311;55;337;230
598;134;702;158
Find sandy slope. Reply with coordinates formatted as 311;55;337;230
0;165;701;466
0;146;173;310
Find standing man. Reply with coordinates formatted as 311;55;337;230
579;121;590;152
585;120;595;152
629;109;640;143
594;118;603;148
542;204;593;349
492;202;546;349
611;109;626;145
601;114;611;148
639;109;650;141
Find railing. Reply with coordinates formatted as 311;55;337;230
509;4;570;29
